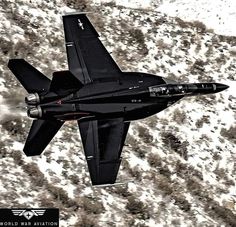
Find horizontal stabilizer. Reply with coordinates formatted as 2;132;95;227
24;119;64;156
8;59;51;93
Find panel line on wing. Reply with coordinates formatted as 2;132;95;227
74;41;91;83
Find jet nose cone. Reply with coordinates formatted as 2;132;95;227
215;83;229;92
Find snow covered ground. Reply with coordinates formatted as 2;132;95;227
99;0;236;36
157;0;236;36
0;0;235;226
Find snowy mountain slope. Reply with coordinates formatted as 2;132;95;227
106;0;236;36
0;0;235;226
157;0;236;36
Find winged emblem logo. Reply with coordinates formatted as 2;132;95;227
12;209;45;220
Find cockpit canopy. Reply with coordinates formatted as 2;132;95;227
149;84;191;97
149;83;217;97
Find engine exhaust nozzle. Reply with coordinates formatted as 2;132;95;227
25;93;40;105
27;106;42;118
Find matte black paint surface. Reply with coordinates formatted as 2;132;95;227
8;13;228;185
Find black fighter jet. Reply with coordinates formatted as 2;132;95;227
8;13;228;185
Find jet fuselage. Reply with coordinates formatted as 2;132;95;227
26;72;228;122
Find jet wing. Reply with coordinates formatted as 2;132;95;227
63;13;122;84
78;118;129;185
